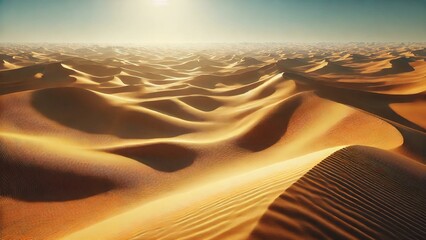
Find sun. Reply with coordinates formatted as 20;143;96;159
153;0;169;6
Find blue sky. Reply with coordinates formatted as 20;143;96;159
1;0;425;43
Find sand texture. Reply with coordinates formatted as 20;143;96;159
0;43;425;239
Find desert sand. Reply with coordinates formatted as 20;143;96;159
0;43;425;239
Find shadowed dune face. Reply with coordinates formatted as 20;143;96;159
307;59;356;75
0;53;17;62
178;95;222;112
284;71;426;132
30;87;193;139
412;48;426;58
0;43;425;240
0;62;74;83
391;99;426;129
187;63;277;89
106;143;197;172
139;99;203;121
0;132;147;240
117;75;142;85
238;57;264;66
370;57;415;76
0;62;76;94
0;155;116;202
237;91;403;154
250;146;426;240
237;96;302;152
276;58;310;71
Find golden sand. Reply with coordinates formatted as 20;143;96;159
0;43;425;239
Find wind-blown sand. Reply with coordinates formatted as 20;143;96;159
0;43;425;240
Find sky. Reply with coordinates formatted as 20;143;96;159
0;0;425;43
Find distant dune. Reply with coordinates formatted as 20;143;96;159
0;43;425;239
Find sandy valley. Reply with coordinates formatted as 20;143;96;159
0;43;425;239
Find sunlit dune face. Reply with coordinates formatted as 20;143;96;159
153;0;169;6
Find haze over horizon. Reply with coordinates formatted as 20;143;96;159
1;0;426;44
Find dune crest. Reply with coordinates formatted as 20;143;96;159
250;146;426;240
0;43;425;240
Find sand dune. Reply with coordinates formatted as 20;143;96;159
412;48;426;57
188;63;276;89
391;99;426;130
178;95;223;112
30;87;194;139
306;59;355;75
139;99;204;121
72;64;122;77
238;57;264;66
370;57;415;76
105;143;197;172
62;147;343;240
0;132;143;239
236;92;403;154
277;58;309;69
0;43;425;240
0;62;75;94
250;146;426;240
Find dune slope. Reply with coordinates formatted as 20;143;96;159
0;43;425;240
250;146;426;240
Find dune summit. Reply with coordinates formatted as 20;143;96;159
0;43;425;240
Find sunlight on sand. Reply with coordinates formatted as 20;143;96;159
0;43;425;239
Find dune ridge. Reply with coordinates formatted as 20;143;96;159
250;146;426;240
0;43;425;240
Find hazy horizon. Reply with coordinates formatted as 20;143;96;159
1;0;426;44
